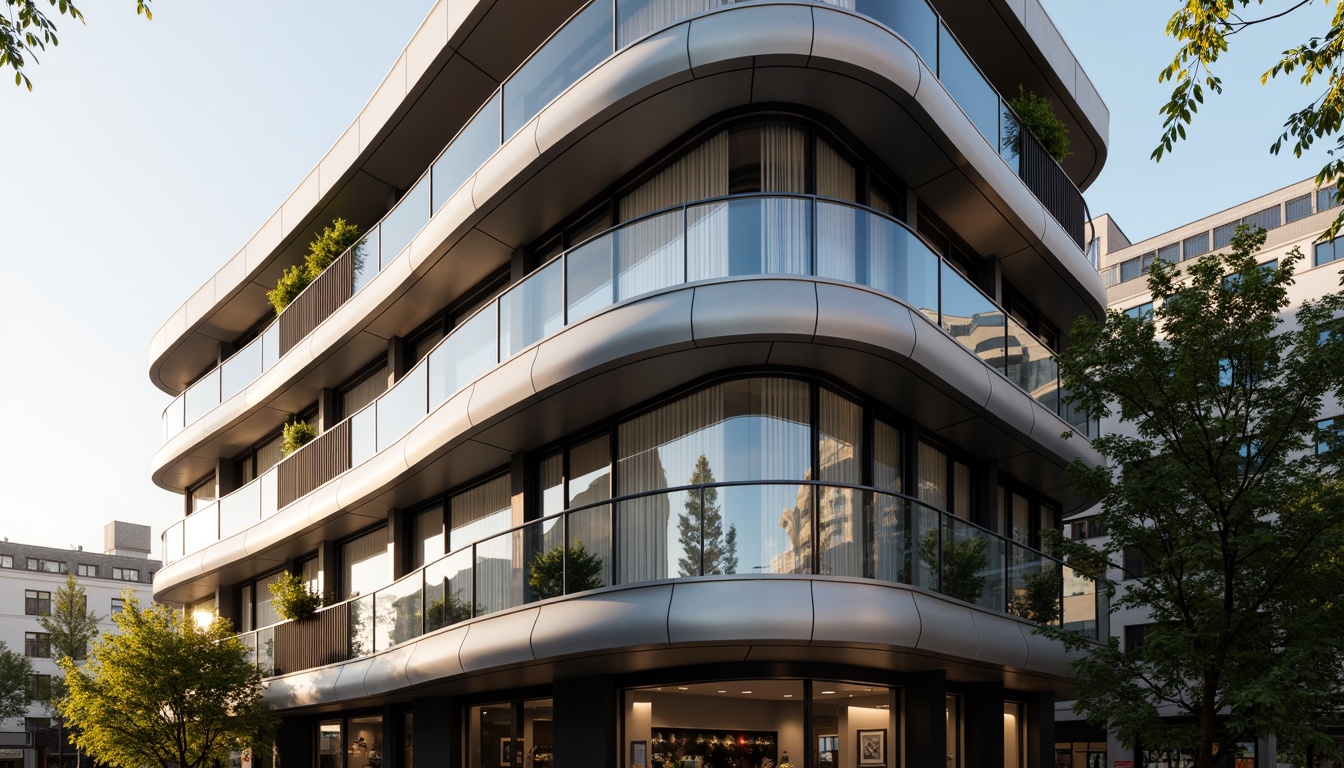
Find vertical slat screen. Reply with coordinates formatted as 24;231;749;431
273;601;349;675
278;249;356;357
277;420;351;509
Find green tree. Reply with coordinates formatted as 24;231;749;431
723;524;738;575
36;574;101;759
2;0;151;90
528;541;606;600
1004;86;1071;163
0;641;34;722
1155;1;1344;237
59;597;277;768
1050;226;1344;768
918;528;989;604
677;455;729;576
38;574;100;661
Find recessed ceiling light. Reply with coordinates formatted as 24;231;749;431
783;694;793;698
821;690;835;695
717;690;726;694
677;687;689;691
864;688;872;692
741;690;753;694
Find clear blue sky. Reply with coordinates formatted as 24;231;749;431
0;0;1333;557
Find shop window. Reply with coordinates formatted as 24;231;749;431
812;682;896;768
318;721;343;768
1055;741;1108;768
348;716;383;768
1004;702;1025;768
945;694;962;768
467;698;552;768
400;714;413;768
628;682;803;768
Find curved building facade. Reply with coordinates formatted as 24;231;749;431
150;2;1110;767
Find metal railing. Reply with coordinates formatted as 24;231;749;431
162;0;1092;442
161;194;1097;565
230;481;1107;678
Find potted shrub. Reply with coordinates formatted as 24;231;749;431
267;572;323;621
266;218;363;315
281;419;317;457
1004;85;1071;163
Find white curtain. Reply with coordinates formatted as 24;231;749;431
342;527;390;600
620;131;729;221
342;363;389;420
873;420;905;582
819;389;862;577
917;441;947;512
412;504;446;569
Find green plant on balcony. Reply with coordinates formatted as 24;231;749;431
1004;85;1071;163
267;572;323;622
528;541;605;600
266;218;363;315
280;419;317;457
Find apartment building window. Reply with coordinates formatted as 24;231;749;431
1181;231;1210;260
1319;186;1340;211
236;431;284;485
340;362;390;421
24;632;50;658
24;718;50;731
27;674;51;700
1315;238;1343;267
112;567;140;582
1285;193;1313;223
27;558;64;573
189;475;217;513
25;590;51;615
342;528;391;600
1067;516;1107;540
1122;548;1147;580
1317;417;1339;454
1242;205;1282;232
76;563;96;577
1123;301;1154;320
111;597;125;612
1124;623;1149;652
1212;221;1238;250
0;555;11;568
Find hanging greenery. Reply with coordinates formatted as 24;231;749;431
280;420;317;457
1004;85;1071;163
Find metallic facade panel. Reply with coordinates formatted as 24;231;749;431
331;656;376;702
466;349;540;426
808;7;921;107
402;386;476;473
282;169;322;243
691;280;818;345
361;53;411;155
363;643;416;696
983;375;1037;446
406;1;450;87
471;122;540;210
910;591;981;660
458;608;541;672
667;579;814;644
319;122;362;200
530;290;695;394
907;320;994;410
810;580;921;649
969;609;1030;668
812;283;918;360
686;4;814;73
263;663;342;709
404;625;469;685
534;24;693;158
531;584;675;658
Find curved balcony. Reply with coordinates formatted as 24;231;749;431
161;194;1097;567
160;0;1092;443
232;480;1107;683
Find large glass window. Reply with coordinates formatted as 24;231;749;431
467;698;552;768
616;378;810;582
503;0;614;137
812;682;897;768
348;716;383;768
451;477;513;549
411;504;446;570
343;527;390;600
318;722;343;768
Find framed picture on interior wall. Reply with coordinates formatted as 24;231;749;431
500;738;521;766
631;740;647;768
857;729;886;766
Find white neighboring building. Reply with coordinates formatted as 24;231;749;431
0;521;161;768
1059;177;1344;768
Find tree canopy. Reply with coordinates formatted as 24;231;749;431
59;597;276;768
1157;0;1344;236
1051;226;1344;768
2;0;151;91
0;641;34;723
38;573;101;662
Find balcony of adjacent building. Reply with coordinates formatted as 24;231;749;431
154;0;1106;451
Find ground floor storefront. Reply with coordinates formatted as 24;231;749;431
263;665;1061;768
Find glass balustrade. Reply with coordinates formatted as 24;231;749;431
230;482;1106;678
162;0;1090;444
161;196;1095;567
